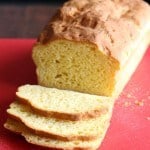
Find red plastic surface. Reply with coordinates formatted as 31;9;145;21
0;39;150;150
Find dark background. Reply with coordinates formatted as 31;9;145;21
0;0;149;4
0;0;150;38
0;0;66;4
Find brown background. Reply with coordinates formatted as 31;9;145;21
0;4;59;38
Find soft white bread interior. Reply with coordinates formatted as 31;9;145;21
16;84;110;121
7;101;112;141
4;118;105;150
32;0;150;96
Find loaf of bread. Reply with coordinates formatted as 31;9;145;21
16;84;110;121
32;0;150;96
7;101;111;141
4;0;150;149
4;118;105;150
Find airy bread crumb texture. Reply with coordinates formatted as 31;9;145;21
33;40;119;96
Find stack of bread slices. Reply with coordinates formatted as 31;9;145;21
4;85;114;150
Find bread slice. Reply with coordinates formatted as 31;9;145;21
32;0;150;96
7;101;112;141
16;84;109;121
4;118;105;150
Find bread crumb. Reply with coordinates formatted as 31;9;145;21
147;117;150;121
126;93;136;99
126;94;132;98
124;101;131;107
134;100;144;106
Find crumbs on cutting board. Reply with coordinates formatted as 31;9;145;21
123;100;144;107
124;101;131;107
134;100;144;106
120;92;150;108
126;94;136;99
121;92;136;99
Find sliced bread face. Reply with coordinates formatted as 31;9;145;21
16;84;110;121
4;118;102;150
7;101;111;141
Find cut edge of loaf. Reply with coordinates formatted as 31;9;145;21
16;86;109;121
7;101;111;141
32;40;120;96
4;118;104;150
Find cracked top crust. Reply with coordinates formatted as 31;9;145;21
38;0;150;65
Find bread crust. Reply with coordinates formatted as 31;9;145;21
37;0;150;65
8;113;100;142
16;95;108;121
7;100;108;142
4;118;99;150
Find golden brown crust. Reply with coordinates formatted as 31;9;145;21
16;95;108;121
37;0;150;65
7;110;100;142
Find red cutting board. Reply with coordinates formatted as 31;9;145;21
0;39;150;150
